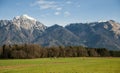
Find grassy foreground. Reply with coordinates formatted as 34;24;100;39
0;57;120;73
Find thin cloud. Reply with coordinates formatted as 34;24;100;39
66;1;72;4
41;13;50;17
64;11;71;17
56;7;62;11
32;0;72;17
16;3;21;6
33;0;61;10
54;12;60;15
77;5;80;8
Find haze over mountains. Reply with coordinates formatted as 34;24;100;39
0;15;120;50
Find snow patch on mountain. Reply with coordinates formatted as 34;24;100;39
104;25;108;29
109;20;120;38
0;20;10;27
98;20;107;23
14;14;36;21
90;24;96;27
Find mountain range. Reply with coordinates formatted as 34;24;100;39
0;14;120;50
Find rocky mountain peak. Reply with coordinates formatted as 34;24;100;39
12;14;46;30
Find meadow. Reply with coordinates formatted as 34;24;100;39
0;57;120;73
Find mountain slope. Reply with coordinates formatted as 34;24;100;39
33;24;84;46
65;20;120;50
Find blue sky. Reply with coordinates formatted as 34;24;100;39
0;0;120;26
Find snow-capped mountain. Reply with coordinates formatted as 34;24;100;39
0;14;46;45
13;14;46;31
0;15;120;50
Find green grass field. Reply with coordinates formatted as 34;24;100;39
0;57;120;73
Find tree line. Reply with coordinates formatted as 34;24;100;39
0;44;120;59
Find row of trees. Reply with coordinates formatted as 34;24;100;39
0;44;120;59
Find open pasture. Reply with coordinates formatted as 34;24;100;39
0;57;120;73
